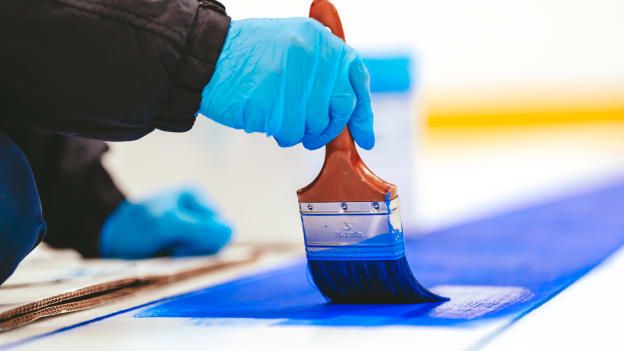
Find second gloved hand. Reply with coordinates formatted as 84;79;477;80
199;18;374;150
99;188;232;259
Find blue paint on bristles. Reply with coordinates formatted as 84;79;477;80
300;0;446;305
308;258;447;304
299;196;447;304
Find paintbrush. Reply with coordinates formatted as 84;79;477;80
297;0;448;304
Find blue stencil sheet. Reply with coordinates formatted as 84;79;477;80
135;180;624;327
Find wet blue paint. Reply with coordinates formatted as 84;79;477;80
135;180;624;326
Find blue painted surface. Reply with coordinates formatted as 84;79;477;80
135;180;624;327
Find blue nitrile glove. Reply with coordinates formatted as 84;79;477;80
200;18;375;150
99;188;232;259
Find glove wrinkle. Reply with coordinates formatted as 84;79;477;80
199;17;375;150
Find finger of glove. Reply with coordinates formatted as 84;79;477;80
176;188;219;218
169;212;233;257
272;85;307;148
303;76;331;142
346;51;375;150
302;51;356;150
301;20;337;142
271;32;311;148
100;201;166;259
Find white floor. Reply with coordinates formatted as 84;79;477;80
5;118;624;350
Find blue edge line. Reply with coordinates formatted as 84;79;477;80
3;177;624;350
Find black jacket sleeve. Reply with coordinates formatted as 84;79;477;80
3;126;125;257
0;0;230;141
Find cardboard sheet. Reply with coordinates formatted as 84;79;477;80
0;245;267;331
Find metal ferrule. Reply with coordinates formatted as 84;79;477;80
299;197;405;260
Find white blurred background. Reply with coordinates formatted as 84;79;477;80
103;0;624;244
222;0;624;90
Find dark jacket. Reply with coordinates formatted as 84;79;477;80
3;127;123;257
0;0;230;140
0;0;231;256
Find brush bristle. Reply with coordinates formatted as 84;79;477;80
308;257;448;303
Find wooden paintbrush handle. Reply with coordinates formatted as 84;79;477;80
298;0;397;203
309;0;358;158
310;0;346;41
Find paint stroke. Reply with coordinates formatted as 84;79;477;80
135;179;624;327
429;285;534;320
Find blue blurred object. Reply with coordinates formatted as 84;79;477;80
200;18;374;150
99;188;232;259
362;54;413;93
0;132;46;285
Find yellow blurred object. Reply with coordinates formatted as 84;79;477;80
424;84;624;128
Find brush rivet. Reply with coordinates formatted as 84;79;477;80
372;202;380;210
307;204;313;210
341;202;348;210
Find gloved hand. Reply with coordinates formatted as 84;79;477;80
200;18;375;150
99;188;232;259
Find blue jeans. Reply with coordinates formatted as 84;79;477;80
0;131;46;285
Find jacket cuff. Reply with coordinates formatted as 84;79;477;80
154;1;231;133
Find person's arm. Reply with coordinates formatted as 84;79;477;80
5;126;232;258
3;126;125;257
0;0;229;141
